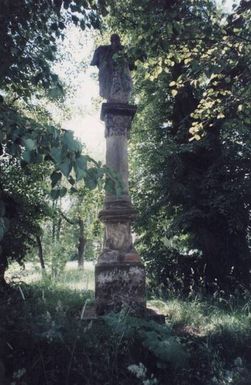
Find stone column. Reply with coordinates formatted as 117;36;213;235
95;102;146;315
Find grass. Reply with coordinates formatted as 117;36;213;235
1;261;251;385
6;260;95;291
148;297;251;336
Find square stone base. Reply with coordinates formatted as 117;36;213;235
95;262;146;315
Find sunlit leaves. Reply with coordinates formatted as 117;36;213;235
108;0;251;288
108;0;251;141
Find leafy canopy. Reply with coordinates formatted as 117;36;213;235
106;0;251;290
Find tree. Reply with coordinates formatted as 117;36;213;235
35;234;46;271
59;186;103;269
0;0;107;200
0;159;50;285
0;0;116;282
106;0;251;291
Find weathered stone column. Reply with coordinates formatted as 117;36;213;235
95;102;146;315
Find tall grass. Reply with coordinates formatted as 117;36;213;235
2;261;251;385
6;260;95;291
148;297;251;337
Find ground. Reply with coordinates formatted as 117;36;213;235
1;261;251;385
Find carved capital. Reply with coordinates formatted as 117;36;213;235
101;102;137;138
104;114;132;138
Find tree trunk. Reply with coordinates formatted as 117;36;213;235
59;210;86;269
52;201;56;241
36;235;46;271
0;256;7;288
77;219;86;269
56;217;62;241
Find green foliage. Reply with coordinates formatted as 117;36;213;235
104;312;189;369
128;363;158;385
0;101;105;194
107;0;251;291
0;160;50;279
0;0;105;94
149;295;251;385
47;240;72;279
143;245;204;297
41;185;103;272
0;0;121;277
0;282;250;385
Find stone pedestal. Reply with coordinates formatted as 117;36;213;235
95;263;145;315
95;102;146;315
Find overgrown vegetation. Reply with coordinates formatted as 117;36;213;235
105;0;251;291
0;280;250;385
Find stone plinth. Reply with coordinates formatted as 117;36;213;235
95;262;146;315
95;102;146;315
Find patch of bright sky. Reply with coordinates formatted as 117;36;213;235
51;0;238;163
218;0;238;12
53;26;106;162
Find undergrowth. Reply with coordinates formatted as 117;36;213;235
0;281;250;385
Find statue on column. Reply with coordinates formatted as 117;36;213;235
90;34;163;321
90;34;132;103
91;34;149;318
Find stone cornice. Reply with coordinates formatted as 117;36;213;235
101;102;137;121
99;206;138;223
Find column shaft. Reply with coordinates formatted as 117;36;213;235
95;102;146;315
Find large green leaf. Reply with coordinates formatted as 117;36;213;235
84;167;100;189
75;167;87;181
48;84;64;99
50;188;61;200
59;160;72;177
23;138;37;151
63;130;82;152
50;171;62;187
76;155;87;169
50;147;63;164
74;155;87;181
22;149;31;163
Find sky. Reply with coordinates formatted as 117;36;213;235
220;0;238;11
62;68;105;162
52;0;237;163
53;27;106;162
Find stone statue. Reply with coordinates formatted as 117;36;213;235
90;34;132;103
